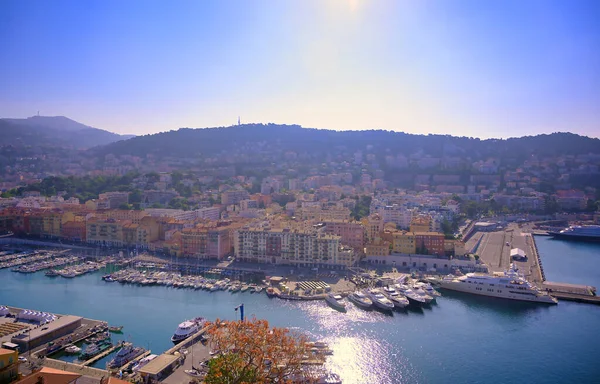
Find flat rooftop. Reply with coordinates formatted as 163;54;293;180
138;354;178;376
11;315;82;342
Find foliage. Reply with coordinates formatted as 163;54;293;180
205;318;321;384
1;173;140;201
351;195;372;220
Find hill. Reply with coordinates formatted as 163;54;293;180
93;123;600;160
0;116;135;149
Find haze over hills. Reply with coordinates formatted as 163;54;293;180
94;123;600;160
0;116;134;149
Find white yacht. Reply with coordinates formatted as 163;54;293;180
366;289;395;311
382;287;409;309
410;284;435;303
171;317;207;343
348;291;373;310
325;293;346;312
436;263;558;304
413;281;442;298
395;284;427;305
132;354;157;372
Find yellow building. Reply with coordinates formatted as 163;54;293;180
86;218;124;247
365;238;391;257
392;231;417;254
0;348;19;384
361;214;383;243
42;211;63;238
409;215;431;233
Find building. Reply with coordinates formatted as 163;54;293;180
392;232;416;254
410;215;431;233
98;192;129;209
86;218;124;247
0;348;19;384
221;190;250;205
365;238;391;257
15;367;81;384
365;253;487;273
322;220;365;253
179;226;231;260
235;227;358;268
361;214;383;243
415;232;445;256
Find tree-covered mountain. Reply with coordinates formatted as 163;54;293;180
92;123;600;160
0;116;134;149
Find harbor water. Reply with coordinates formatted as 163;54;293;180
2;239;600;383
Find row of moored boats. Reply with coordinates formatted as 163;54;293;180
326;280;441;312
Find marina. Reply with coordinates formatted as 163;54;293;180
1;233;599;384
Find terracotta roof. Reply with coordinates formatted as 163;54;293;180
17;367;82;384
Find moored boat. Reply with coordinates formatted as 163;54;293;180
366;289;395;311
325;293;346;312
348;291;373;310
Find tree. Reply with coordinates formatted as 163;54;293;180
205;318;323;384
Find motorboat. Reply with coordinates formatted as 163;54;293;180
108;343;144;369
395;284;427;305
381;287;409;309
413;281;442;298
64;344;81;354
80;340;112;361
325;293;346;312
171;317;206;343
366;289;395;311
240;285;250;292
348;291;373;310
410;284;435;303
108;325;123;333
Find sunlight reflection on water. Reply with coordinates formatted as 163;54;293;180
282;299;419;384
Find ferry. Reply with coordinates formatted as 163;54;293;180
435;263;558;304
548;225;600;242
171;317;207;343
325;293;346;312
348;291;373;310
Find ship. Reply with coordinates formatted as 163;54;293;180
171;317;207;343
548;225;600;242
434;263;557;304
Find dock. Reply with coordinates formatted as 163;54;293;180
542;281;599;305
81;341;122;366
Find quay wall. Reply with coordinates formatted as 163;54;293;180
527;234;546;282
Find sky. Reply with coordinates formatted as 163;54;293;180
1;0;599;138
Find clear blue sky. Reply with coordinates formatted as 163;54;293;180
1;0;599;138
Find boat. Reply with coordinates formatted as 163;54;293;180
266;287;277;297
548;225;600;242
382;287;409;309
325;293;346;312
80;340;112;360
64;344;81;354
45;270;59;277
436;263;558;304
413;281;442;298
107;343;144;369
254;286;264;294
171;317;207;343
410;284;435;303
185;369;204;377
240;285;250;292
366;289;395;311
395;284;427;305
109;325;123;333
347;291;373;310
132;354;157;372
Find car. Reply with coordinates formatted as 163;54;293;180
18;356;27;363
506;242;510;246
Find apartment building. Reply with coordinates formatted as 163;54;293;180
322;220;366;253
221;190;250;205
234;227;357;268
179;226;231;260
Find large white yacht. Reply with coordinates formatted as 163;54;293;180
435;264;557;304
171;317;207;343
549;225;600;242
